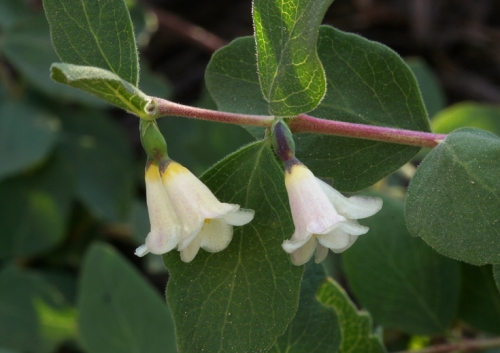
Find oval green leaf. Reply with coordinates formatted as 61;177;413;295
405;128;500;265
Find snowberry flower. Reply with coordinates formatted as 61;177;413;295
160;160;255;262
135;161;182;257
282;162;382;266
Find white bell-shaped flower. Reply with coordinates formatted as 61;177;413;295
160;161;255;262
282;163;382;266
135;162;182;257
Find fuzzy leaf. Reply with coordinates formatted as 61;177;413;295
252;0;332;116
406;128;500;265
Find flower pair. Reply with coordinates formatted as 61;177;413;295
135;159;254;262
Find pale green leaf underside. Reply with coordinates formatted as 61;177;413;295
405;128;500;265
78;244;177;353
270;262;341;353
343;195;460;335
253;0;332;116
164;141;303;353
317;278;386;353
51;63;150;117
43;0;139;85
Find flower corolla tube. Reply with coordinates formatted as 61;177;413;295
135;159;255;262
282;162;382;266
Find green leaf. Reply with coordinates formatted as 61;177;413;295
1;14;105;106
270;262;341;353
58;108;134;222
43;0;139;85
432;102;500;136
78;243;177;353
343;194;460;334
458;264;500;334
252;0;332;116
317;278;386;353
0;101;59;180
0;152;75;260
51;63;151;117
405;128;500;265
0;266;76;353
295;26;431;191
205;28;431;191
406;58;446;119
164;141;303;353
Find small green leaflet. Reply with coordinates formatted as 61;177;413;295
43;0;139;85
317;278;386;353
270;262;341;353
164;141;303;353
51;63;152;118
253;0;332;116
406;128;500;265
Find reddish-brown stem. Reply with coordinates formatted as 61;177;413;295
154;98;274;126
153;98;447;148
290;114;446;148
395;337;500;353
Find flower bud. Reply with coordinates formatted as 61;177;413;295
140;119;168;164
271;119;295;163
